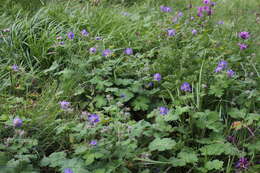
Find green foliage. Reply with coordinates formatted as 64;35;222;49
0;0;259;172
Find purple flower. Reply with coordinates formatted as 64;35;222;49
214;66;223;73
59;41;65;45
11;64;19;72
64;168;74;173
192;29;197;35
13;117;23;128
124;48;133;55
178;12;183;17
102;49;112;57
95;37;102;40
167;29;176;37
159;107;169;115
235;157;250;170
238;43;247;50
191;16;195;20
210;2;216;6
89;47;97;54
90;140;98;146
203;0;211;4
88;114;100;124
181;82;191;92
81;29;89;36
59;101;70;110
239;31;250;39
67;32;74;39
147;82;154;88
160;6;172;12
153;73;162;81
227;69;235;78
218;60;228;68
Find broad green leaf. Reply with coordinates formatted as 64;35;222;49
205;160;223;170
149;138;176;151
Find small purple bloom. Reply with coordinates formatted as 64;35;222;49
167;29;176;37
181;82;191;92
88;114;100;124
102;49;112;57
238;43;247;50
90;140;98;146
178;12;183;17
235;157;250;170
239;31;250;39
197;12;203;17
13;117;23;128
191;16;195;20
95;37;102;40
124;48;133;55
214;66;223;73
159;107;169;115
89;47;97;54
153;73;162;81
211;2;216;6
64;168;74;173
203;0;211;4
67;32;75;39
160;6;172;13
192;29;197;35
227;69;235;78
81;29;89;36
120;93;126;98
59;101;70;110
11;64;19;72
147;82;154;88
59;41;65;45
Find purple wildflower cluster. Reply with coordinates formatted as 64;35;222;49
237;31;249;50
214;60;235;77
197;0;216;17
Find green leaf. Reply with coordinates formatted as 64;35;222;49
200;143;238;156
178;152;198;164
149;138;176;151
132;96;150;111
94;95;107;108
83;153;95;165
205;160;223;170
170;158;186;167
228;108;247;119
40;151;67;167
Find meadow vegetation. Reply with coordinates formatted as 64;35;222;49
0;0;259;172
